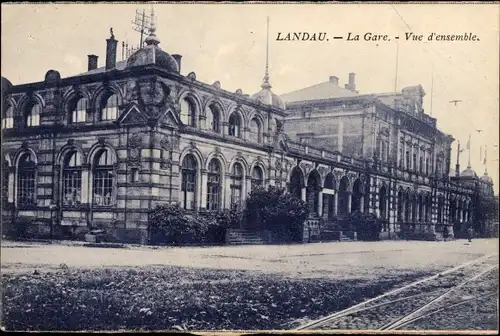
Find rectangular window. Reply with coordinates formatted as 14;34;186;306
27;114;40;127
62;170;82;206
206;174;220;210
412;153;417;172
181;170;196;210
230;179;242;208
93;169;113;206
72;109;86;123
2;117;13;129
17;172;36;205
405;151;410;170
102;106;117;121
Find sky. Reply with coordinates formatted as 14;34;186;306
2;3;499;193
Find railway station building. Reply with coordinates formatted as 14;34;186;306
1;23;494;244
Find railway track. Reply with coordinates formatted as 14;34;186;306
294;253;499;331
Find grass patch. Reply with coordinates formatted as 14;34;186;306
2;266;433;331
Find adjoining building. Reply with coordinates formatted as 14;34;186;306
1;18;494;244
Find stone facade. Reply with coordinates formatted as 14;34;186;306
1;28;493;244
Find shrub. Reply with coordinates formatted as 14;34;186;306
245;186;309;243
347;211;382;241
149;203;207;246
200;206;243;245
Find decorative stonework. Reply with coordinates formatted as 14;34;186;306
187;72;196;81
212;81;221;89
275;160;282;171
318;166;327;178
160;136;171;150
127;133;142;168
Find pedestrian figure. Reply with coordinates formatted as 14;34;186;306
467;226;474;242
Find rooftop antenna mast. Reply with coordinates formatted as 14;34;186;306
132;8;153;48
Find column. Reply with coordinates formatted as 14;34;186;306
7;167;14;203
347;192;352;213
317;189;323;217
241;174;248;206
222;122;229;137
200;170;207;210
53;165;61;205
81;168;90;204
224;175;231;209
334;192;339;216
360;194;365;213
246;178;252;196
242;127;250;141
301;187;306;202
322;197;329;219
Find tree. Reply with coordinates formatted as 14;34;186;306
472;194;498;237
245;186;309;242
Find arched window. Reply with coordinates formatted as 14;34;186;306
425;194;432;221
437;195;444;223
101;93;118;121
92;148;115;206
207;159;221;211
404;192;411;222
70;97;87;124
418;194;424;222
397;190;404;221
338;177;350;218
323;173;336;220
17;152;36;205
180;98;196;127
251;166;263;191
26;103;41;127
289;167;304;199
62;151;82;206
206;104;220;133
230;163;243;207
306;171;320;216
181;155;197;210
2;159;10;206
351;179;363;213
379;186;387;221
249;118;262;143
228;113;241;138
2;104;14;129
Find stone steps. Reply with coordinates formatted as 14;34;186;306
226;229;267;245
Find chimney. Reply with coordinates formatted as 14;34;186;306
87;55;98;71
172;54;182;73
329;76;339;86
348;72;356;92
105;28;118;70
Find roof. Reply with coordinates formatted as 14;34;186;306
281;80;358;102
77;60;128;76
